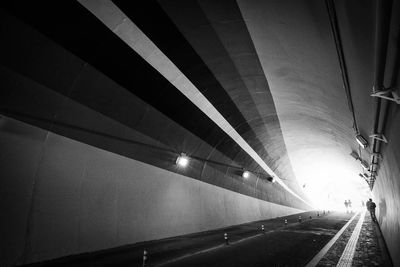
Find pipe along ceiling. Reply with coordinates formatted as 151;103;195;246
2;0;394;211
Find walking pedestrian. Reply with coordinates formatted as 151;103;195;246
366;198;377;222
348;199;352;213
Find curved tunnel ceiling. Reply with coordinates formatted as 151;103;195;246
78;0;308;203
0;0;377;209
92;0;370;207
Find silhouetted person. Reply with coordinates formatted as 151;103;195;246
347;199;352;213
344;200;349;213
366;198;376;222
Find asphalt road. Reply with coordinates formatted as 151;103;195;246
160;212;352;267
23;211;353;267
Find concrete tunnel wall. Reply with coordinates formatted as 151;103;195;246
4;1;400;266
334;1;400;265
372;104;400;267
0;116;303;266
0;10;309;265
0;5;309;208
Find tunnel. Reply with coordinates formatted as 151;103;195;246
0;0;399;266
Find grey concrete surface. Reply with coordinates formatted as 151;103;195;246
353;212;391;267
1;0;399;266
372;106;400;267
19;211;347;267
159;212;352;267
0;117;303;266
0;6;307;209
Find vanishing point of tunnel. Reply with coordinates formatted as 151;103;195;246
1;0;400;266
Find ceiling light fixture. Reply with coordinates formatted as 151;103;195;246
176;153;189;167
267;177;275;183
350;151;359;160
242;171;250;179
360;160;369;169
355;134;368;148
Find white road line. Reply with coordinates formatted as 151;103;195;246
336;211;366;267
157;215;318;266
305;212;359;267
156;233;265;267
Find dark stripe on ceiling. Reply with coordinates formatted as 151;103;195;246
0;2;308;205
0;4;309;208
112;0;271;157
112;0;297;183
0;8;295;205
0;2;255;166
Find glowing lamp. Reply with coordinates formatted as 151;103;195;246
242;171;250;179
176;153;189;167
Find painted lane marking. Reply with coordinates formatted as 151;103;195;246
336;211;366;267
305;212;359;267
156;214;326;266
156;233;265;267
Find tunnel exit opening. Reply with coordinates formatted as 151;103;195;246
292;148;371;211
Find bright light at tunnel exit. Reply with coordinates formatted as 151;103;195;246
292;149;371;211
